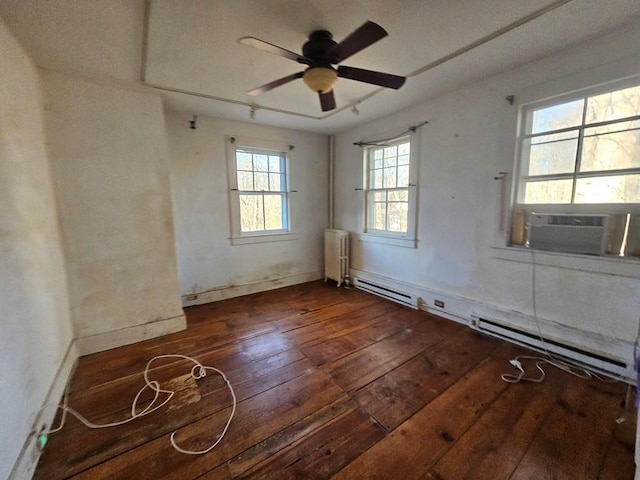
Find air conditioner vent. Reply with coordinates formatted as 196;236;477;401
527;213;608;255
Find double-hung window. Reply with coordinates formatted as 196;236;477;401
362;137;417;246
516;82;640;206
511;81;640;257
227;137;295;245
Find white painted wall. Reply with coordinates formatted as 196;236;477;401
42;72;186;351
334;22;640;365
166;113;328;303
0;19;74;479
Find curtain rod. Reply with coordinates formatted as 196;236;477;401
353;120;429;147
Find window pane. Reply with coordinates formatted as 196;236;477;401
384;156;397;168
531;99;584;134
236;151;253;170
397;154;410;166
254;172;269;191
374;191;386;202
388;189;408;201
372;169;383;188
237;171;253;190
523;179;573;203
384;146;397;158
254;154;268;172
398;142;410;156
269;173;282;191
373;149;383;160
263;194;284;229
383;167;397;188
575;174;640;203
373;201;386;230
239;194;264;232
586;85;640;124
581;121;640;172
397;165;409;186
527;133;578;175
387;202;408;232
268;155;282;173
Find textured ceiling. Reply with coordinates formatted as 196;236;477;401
2;0;640;133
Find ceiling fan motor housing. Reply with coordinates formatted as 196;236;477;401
302;30;337;67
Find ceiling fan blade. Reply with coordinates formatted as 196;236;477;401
238;36;312;65
319;90;336;112
337;65;406;89
328;21;388;64
246;72;304;96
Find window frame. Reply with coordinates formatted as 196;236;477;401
360;136;418;248
514;78;640;214
226;136;296;245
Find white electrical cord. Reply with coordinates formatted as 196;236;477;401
40;354;236;454
501;355;615;383
501;249;621;385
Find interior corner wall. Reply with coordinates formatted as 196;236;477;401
165;113;328;304
0;19;74;480
334;22;640;363
41;72;186;353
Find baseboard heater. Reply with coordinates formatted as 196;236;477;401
353;278;418;309
471;315;631;381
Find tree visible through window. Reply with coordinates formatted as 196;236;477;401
365;139;412;234
518;83;640;205
235;147;288;232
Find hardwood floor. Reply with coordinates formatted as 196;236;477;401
34;281;636;479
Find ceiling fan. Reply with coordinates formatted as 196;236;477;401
238;21;406;112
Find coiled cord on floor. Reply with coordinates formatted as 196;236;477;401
40;354;236;455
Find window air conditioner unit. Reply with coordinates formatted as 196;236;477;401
527;213;608;255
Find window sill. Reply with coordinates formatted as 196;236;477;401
490;245;640;278
356;233;416;248
230;232;297;245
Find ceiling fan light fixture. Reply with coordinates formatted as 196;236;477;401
303;67;337;94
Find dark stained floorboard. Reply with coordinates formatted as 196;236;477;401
33;281;636;480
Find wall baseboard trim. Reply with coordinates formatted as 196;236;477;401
75;314;187;356
9;340;79;480
350;267;634;370
181;271;324;307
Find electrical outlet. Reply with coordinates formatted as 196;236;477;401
434;299;445;308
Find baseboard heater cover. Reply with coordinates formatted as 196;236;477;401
353;278;418;309
471;315;631;381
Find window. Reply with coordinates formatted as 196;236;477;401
362;137;417;246
510;80;640;258
227;137;295;245
516;82;640;206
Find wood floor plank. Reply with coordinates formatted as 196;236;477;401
598;426;636;480
69;370;347;480
227;398;355;477
35;353;318;479
330;348;516;480
33;281;635;480
62;346;307;433
424;367;566;480
509;377;629;480
321;315;462;392
241;406;385;479
283;299;400;347
354;328;500;430
299;306;425;367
